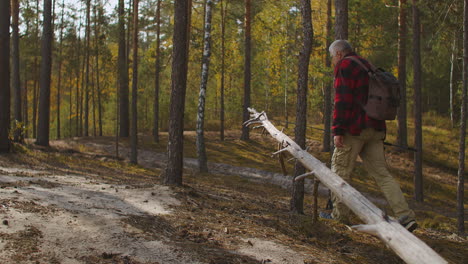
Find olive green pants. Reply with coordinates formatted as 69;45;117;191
331;128;415;223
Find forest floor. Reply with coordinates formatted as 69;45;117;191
0;130;466;264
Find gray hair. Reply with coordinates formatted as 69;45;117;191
329;40;353;57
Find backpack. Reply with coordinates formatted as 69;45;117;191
347;57;401;121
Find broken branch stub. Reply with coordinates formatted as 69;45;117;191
244;108;447;264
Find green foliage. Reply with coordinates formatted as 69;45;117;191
13;0;465;139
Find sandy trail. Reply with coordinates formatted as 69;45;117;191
0;142;316;264
0;168;203;264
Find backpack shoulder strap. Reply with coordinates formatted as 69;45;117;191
346;56;378;75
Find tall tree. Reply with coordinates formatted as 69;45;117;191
36;0;53;146
322;0;332;152
153;0;162;143
219;0;228;141
240;0;251;141
0;0;10;152
32;0;40;139
334;0;348;39
130;0;139;164
450;33;458;128
118;0;130;137
163;0;190;185
458;0;468;235
12;0;22;142
75;14;83;137
412;0;423;202
196;0;214;173
56;0;65;139
84;0;91;137
94;0;103;136
397;0;408;147
291;0;313;214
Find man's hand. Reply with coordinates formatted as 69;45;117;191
334;135;344;148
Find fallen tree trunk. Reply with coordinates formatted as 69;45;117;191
244;108;447;264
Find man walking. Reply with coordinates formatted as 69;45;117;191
323;40;417;232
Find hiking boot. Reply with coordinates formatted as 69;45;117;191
399;216;418;232
319;212;333;220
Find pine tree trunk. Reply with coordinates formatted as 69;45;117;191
412;0;423;202
56;0;65;140
36;0;53;146
397;0;408;148
23;1;32;139
164;0;190;185
92;66;96;137
33;60;38;138
68;73;72;137
12;0;22;143
220;0;227;141
24;69;29;139
75;15;83;137
0;0;10;152
241;0;251;141
95;1;103;137
33;0;40;139
291;0;313;214
130;0;139;164
322;0;332;152
84;0;91;137
118;0;130;137
450;33;457;128
196;0;214;173
334;0;348;39
457;0;468;235
153;0;161;143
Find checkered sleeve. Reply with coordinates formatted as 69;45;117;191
332;59;355;136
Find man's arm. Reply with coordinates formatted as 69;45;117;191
332;59;354;137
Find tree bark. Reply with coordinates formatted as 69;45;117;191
397;0;408;148
24;68;29;139
241;0;252;141
56;0;65;140
32;0;40;139
220;0;227;141
130;0;139;164
0;0;10;152
118;0;130;137
75;16;83;137
290;0;313;214
412;0;423;202
36;0;53;146
196;0;214;173
84;0;91;137
334;0;348;40
322;0;332;152
163;0;190;185
450;33;457;128
153;0;161;143
12;0;22;143
94;0;103;137
457;0;468;235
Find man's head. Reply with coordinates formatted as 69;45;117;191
329;40;353;66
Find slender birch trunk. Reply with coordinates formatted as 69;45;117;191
196;0;214;173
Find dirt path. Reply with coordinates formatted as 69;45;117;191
0;166;204;264
83;140;387;207
0;143;316;264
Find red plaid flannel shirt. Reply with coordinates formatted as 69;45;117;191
332;52;386;136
